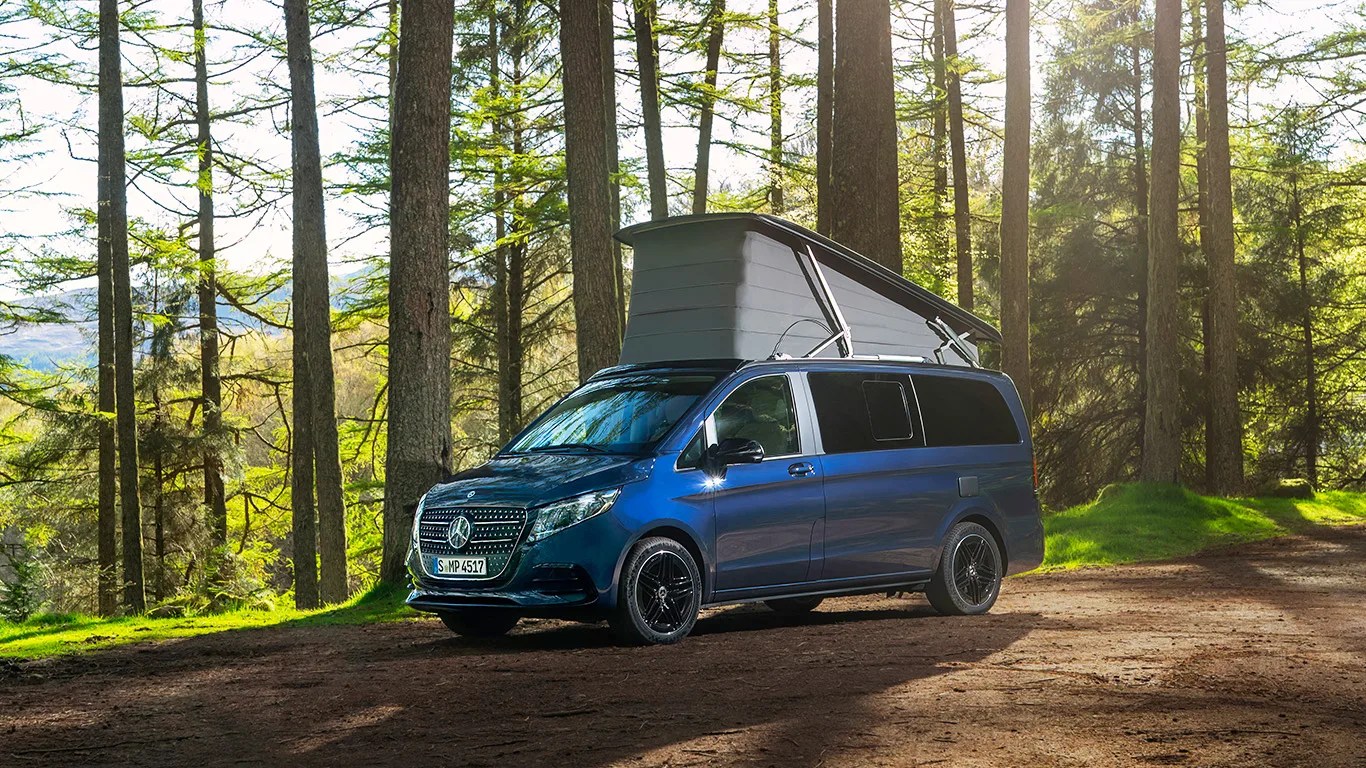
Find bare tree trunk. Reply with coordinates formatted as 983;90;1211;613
507;3;529;437
602;0;625;330
632;0;668;220
1192;0;1212;486
96;65;117;617
1141;0;1183;484
931;0;947;222
942;0;972;309
1130;4;1149;464
382;0;455;583
562;0;623;381
767;0;784;214
193;0;227;549
290;353;318;608
815;0;833;236
1000;0;1031;416
100;0;145;613
284;0;348;603
1202;0;1243;494
692;0;725;215
490;12;513;445
1292;174;1318;488
831;0;901;272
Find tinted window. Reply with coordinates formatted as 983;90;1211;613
715;376;799;457
912;374;1020;446
678;428;706;470
506;374;717;455
808;372;924;454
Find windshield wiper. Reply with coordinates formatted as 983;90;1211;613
523;442;614;455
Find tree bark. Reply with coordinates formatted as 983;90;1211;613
1131;2;1149;464
96;43;117;616
382;0;455;583
767;0;784;214
285;0;348;603
942;0;972;308
931;0;947;219
1141;0;1183;484
290;351;318;608
562;0;623;381
692;0;725;215
1191;0;1211;485
602;0;625;330
1202;0;1243;494
1000;0;1031;416
815;0;832;235
99;0;145;613
1292;174;1317;488
193;0;227;549
632;0;668;220
831;0;901;272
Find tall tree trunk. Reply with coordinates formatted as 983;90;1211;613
290;354;318;608
1202;0;1243;494
1292;174;1317;488
193;0;226;549
100;0;145;613
602;0;625;330
1192;0;1212;485
381;0;455;583
506;3;528;438
767;0;784;214
1130;4;1149;465
1141;0;1183;484
490;12;513;445
831;0;901;272
942;0;972;308
692;0;725;215
632;0;668;220
815;0;833;235
96;67;117;617
1000;0;1031;416
931;0;947;227
562;0;623;381
284;0;348;603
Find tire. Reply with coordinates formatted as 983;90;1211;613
438;608;521;638
763;596;824;615
926;522;1003;616
610;537;702;645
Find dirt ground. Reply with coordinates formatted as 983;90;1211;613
3;526;1364;768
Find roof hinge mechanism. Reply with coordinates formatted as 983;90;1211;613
794;243;853;358
928;316;981;368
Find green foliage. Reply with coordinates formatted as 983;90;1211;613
0;548;43;622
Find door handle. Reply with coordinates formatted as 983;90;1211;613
788;462;816;477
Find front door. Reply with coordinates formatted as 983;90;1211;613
710;374;825;593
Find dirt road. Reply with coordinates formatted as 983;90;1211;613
3;526;1364;767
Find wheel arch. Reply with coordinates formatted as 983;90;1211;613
615;523;711;603
932;506;1009;573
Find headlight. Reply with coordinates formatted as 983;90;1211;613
527;489;620;543
410;493;427;549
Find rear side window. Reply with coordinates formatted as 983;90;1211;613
808;372;924;454
912;374;1020;446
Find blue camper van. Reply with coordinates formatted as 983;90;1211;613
406;215;1044;645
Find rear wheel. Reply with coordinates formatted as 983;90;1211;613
764;596;824;615
611;537;701;645
927;522;1002;616
438;608;521;638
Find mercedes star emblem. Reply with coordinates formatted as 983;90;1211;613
446;516;473;550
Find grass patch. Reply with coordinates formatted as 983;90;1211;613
0;582;417;660
1038;483;1366;572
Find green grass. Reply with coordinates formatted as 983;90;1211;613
1038;483;1366;572
0;582;415;660
4;486;1364;659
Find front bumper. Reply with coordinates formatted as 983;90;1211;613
406;506;631;616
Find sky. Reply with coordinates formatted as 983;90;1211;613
0;0;1358;305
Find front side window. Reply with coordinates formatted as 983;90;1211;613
505;374;718;455
713;376;799;458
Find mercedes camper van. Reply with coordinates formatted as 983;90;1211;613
405;215;1044;645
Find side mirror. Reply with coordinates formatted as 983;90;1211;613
704;438;765;477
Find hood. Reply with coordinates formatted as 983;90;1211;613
423;453;655;510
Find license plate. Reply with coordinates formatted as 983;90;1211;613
433;556;487;577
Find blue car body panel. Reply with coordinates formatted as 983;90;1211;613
406;358;1044;616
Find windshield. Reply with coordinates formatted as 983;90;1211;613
504;374;719;455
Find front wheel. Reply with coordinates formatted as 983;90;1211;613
438;608;521;638
926;522;1003;616
611;537;701;645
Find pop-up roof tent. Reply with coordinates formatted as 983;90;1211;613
614;213;1000;367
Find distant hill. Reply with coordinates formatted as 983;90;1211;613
2;270;369;371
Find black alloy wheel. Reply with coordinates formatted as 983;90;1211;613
611;537;701;645
926;521;1003;616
